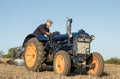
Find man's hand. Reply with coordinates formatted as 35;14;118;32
45;32;51;35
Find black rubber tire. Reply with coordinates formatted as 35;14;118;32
24;38;46;72
87;52;104;77
54;50;71;76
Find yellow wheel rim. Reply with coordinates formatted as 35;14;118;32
25;43;37;67
88;56;99;75
55;55;65;73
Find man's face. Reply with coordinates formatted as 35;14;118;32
46;22;52;28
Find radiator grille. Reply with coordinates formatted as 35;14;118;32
77;42;90;54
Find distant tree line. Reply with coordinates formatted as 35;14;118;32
2;46;22;58
105;57;120;65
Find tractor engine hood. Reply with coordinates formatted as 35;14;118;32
53;29;90;41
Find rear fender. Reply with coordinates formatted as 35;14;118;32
22;34;49;47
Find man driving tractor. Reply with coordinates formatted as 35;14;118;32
33;20;53;36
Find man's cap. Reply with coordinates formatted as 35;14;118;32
46;20;53;24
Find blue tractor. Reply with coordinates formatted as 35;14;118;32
22;18;104;77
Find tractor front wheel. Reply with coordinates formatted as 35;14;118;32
87;52;104;77
54;50;71;76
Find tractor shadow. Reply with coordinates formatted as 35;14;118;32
42;66;110;77
69;68;87;76
69;68;110;77
101;72;110;77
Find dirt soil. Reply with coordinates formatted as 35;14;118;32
0;58;120;79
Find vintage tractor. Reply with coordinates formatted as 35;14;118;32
22;18;104;77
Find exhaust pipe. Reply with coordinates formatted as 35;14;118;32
66;17;73;34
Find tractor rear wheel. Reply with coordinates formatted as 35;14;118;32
87;52;104;77
54;50;71;76
24;38;46;72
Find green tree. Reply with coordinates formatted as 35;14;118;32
2;46;22;58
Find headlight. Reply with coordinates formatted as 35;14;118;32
91;35;95;40
68;33;73;38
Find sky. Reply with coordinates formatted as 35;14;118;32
0;0;120;60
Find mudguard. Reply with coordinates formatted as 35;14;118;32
22;34;49;47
